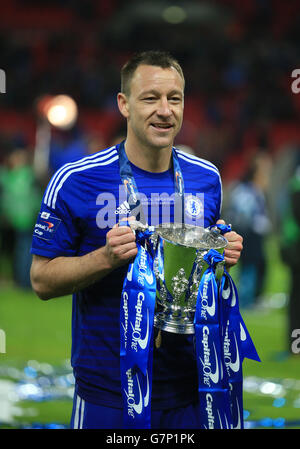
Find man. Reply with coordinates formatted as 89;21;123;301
30;51;243;429
225;152;272;308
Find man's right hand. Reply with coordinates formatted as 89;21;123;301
104;223;138;269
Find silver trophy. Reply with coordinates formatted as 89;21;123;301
152;223;228;334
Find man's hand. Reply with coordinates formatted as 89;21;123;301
216;219;243;268
104;222;138;269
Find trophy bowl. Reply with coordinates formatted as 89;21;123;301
153;223;228;334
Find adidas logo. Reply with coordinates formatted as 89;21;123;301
115;201;131;214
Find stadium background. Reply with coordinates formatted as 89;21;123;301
0;0;299;429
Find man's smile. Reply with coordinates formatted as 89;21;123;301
150;122;174;131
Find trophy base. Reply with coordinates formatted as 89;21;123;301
154;312;195;334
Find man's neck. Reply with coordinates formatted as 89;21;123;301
124;138;173;173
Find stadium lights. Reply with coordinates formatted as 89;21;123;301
34;94;78;179
37;94;78;130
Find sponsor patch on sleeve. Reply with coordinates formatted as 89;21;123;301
33;212;61;241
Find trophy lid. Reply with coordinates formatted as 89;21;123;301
155;223;227;249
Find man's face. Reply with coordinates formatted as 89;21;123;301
119;64;184;151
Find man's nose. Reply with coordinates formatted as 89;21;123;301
157;98;172;117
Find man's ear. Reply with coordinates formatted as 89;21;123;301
117;92;129;119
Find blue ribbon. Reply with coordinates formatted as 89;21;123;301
194;249;232;428
194;248;260;429
211;223;232;234
220;269;260;429
120;229;157;429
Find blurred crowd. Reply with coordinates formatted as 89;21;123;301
0;0;300;350
1;1;300;159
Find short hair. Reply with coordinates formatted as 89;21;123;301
120;50;185;96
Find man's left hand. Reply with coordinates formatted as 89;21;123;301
216;219;243;268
